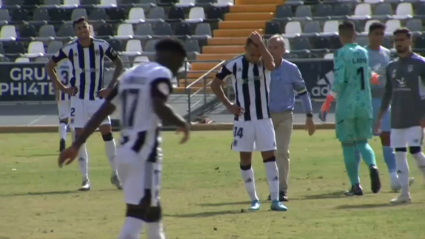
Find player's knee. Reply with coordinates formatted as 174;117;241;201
395;147;407;152
409;146;421;155
262;155;276;163
379;132;391;146
59;119;68;125
239;152;252;165
102;133;113;142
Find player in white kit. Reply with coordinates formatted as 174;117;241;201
56;60;73;152
58;38;189;239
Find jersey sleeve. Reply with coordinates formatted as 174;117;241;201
104;42;119;61
150;67;173;101
51;48;68;63
215;63;232;80
331;50;346;94
291;65;307;95
105;83;120;106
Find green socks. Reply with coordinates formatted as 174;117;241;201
342;145;360;186
356;142;377;166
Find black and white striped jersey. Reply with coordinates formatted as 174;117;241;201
216;55;271;121
56;60;72;101
51;37;118;101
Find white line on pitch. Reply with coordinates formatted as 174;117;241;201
27;115;46;126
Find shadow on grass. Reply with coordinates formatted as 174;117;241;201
198;201;250;207
299;191;346;200
165;209;257;218
0;189;116;197
335;202;421;210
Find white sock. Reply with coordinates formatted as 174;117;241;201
78;143;89;181
105;139;118;174
411;152;425;177
395;151;410;196
264;161;279;201
240;165;259;202
118;217;143;239
147;222;166;239
59;123;68;140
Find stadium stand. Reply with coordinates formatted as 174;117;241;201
1;0;425;93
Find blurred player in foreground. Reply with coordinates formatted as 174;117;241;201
364;22;414;191
375;28;425;204
320;21;381;196
55;60;74;152
211;32;287;211
59;38;190;239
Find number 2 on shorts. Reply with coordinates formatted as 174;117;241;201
234;127;243;138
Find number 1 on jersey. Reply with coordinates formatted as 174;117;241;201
121;89;140;128
357;67;365;90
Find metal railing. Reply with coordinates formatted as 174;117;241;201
185;60;225;121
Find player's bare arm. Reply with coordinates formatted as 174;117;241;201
108;57;124;88
211;77;243;116
250;32;275;71
46;59;76;95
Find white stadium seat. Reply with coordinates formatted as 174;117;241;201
185;7;205;23
323;20;339;34
352;3;372;19
133;56;150;66
385;20;401;34
15;57;30;63
62;0;80;8
0;25;17;40
126;8;146;24
364;0;382;4
175;0;195;7
324;53;334;59
122;40;142;56
394;3;413;19
283;21;302;38
98;0;117;8
114;23;134;40
25;41;45;58
214;0;234;7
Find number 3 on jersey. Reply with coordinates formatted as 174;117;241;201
357;67;365;90
121;89;140;128
61;71;69;85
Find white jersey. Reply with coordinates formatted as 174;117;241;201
107;62;172;156
51;37;119;101
56;60;72;101
215;55;271;122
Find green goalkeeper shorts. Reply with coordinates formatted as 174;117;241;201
335;117;373;144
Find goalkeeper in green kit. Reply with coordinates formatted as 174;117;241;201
319;21;381;196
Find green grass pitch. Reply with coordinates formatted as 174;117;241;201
0;131;424;239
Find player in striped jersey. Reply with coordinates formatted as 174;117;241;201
46;17;124;191
56;60;73;152
211;32;287;211
58;38;189;239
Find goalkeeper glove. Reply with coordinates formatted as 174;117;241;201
319;94;335;122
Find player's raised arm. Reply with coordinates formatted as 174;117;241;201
250;31;275;71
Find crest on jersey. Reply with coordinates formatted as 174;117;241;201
237;67;241;72
408;65;413;72
73;52;78;57
95;49;100;55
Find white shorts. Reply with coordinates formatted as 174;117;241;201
57;100;71;120
70;97;111;128
390;126;424;148
231;118;276;152
116;147;162;205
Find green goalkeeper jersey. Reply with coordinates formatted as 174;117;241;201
332;43;373;121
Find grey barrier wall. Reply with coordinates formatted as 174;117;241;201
0;59;334;102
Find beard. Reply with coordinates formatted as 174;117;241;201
396;47;408;54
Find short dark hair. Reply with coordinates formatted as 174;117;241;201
338;21;355;36
72;17;88;28
368;22;386;34
393;27;411;38
155;38;187;57
245;38;257;47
